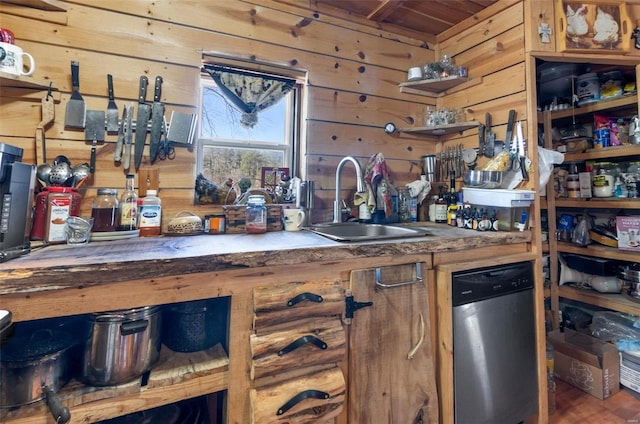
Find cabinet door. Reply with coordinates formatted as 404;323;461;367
347;263;438;424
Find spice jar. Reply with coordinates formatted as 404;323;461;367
91;188;119;232
31;187;82;242
245;195;267;234
592;162;616;197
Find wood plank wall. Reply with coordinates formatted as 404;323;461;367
1;0;526;227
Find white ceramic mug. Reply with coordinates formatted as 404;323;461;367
283;208;306;231
0;42;35;76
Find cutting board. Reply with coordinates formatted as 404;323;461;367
347;264;439;423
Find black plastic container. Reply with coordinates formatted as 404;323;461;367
162;298;228;353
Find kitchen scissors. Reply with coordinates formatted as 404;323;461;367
158;116;176;160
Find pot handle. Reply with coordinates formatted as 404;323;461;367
120;319;149;336
43;385;71;424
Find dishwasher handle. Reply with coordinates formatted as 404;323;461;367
375;263;423;288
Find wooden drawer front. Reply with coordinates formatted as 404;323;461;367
253;279;345;329
250;317;345;381
250;366;345;424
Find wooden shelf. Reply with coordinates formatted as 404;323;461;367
557;241;640;262
1;344;229;424
398;121;479;136
559;285;639;316
537;94;637;122
0;72;56;90
555;197;640;209
563;144;640;162
1;0;66;11
398;76;468;95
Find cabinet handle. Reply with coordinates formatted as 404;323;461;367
277;389;329;416
120;319;148;336
278;335;328;356
287;292;323;307
375;263;423;288
407;313;425;360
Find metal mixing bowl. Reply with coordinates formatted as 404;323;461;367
463;170;503;189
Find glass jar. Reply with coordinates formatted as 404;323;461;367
91;188;119;232
245;195;267;234
592;162;616;198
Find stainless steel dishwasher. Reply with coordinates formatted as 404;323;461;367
452;261;538;424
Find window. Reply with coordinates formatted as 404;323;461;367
198;64;301;191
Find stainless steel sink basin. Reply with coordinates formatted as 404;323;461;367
307;222;429;242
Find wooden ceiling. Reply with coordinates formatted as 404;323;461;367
314;0;499;39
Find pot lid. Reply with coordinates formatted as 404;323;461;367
90;305;161;323
0;328;75;361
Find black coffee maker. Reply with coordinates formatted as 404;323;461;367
0;143;35;262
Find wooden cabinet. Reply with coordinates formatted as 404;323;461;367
346;262;439;424
250;279;347;424
535;53;640;324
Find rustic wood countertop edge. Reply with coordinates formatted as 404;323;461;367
0;226;531;295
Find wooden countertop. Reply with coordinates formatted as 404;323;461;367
0;224;531;295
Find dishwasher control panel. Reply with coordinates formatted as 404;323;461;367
452;261;534;306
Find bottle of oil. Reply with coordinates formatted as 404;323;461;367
118;174;138;231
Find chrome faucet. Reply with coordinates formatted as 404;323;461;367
334;156;366;223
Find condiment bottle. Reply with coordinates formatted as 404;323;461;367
91;188;119;232
434;187;448;224
245;195;267;234
139;190;162;236
118;174;138;231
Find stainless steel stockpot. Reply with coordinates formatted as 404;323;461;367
80;306;161;386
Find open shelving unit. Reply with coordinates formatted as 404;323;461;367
535;53;640;322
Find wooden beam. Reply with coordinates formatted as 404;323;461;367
367;0;405;22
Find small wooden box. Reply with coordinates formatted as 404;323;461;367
556;1;631;53
223;204;283;234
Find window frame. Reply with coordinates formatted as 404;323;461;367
196;63;304;182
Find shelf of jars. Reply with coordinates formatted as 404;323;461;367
556;241;639;262
397;75;470;96
397;121;479;136
555;197;640;209
1;344;229;424
537;93;638;122
558;285;639;316
563;144;640;162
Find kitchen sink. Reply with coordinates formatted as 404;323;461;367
307;222;430;242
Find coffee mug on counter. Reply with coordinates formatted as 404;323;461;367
283;208;306;232
0;42;35;76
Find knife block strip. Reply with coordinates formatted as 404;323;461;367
138;167;159;197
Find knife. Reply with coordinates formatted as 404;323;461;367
478;123;485;157
485;112;495;158
134;75;151;171
114;105;127;162
149;76;164;164
124;102;134;172
516;121;529;181
505;109;516;147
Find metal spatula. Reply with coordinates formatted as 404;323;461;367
64;61;86;129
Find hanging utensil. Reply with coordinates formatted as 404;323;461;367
64;61;86;129
516;121;529;181
106;74;119;133
149;76;165;164
485;113;495;158
35;85;54;165
134;76;152;171
123;102;134;172
114;105;127;163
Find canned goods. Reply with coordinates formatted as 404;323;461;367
204;214;226;234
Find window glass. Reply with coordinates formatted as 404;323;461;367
198;73;297;189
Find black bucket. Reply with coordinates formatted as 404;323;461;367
161;298;227;353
